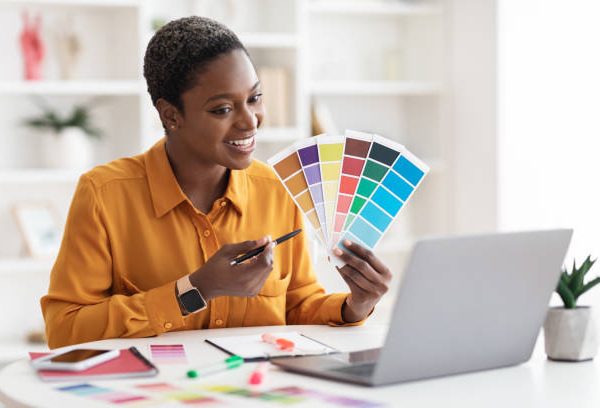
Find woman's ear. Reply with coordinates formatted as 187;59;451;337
156;98;181;132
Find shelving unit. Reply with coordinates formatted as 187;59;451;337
310;80;441;96
308;0;442;16
0;0;499;360
0;80;144;95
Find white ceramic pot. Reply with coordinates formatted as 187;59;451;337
543;306;598;361
40;127;94;170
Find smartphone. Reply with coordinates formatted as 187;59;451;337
31;348;120;371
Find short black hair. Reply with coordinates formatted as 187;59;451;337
143;16;247;112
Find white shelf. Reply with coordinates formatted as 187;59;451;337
310;80;441;96
0;169;80;184
309;1;442;16
1;0;139;8
258;127;303;142
239;32;299;49
0;80;145;96
0;258;54;275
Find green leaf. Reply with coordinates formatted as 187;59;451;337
579;277;600;297
557;279;576;308
569;256;593;298
560;271;571;285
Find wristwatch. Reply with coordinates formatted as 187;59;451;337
176;275;207;314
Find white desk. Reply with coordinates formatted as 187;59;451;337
0;323;598;407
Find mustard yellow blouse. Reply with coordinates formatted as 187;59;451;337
41;138;359;348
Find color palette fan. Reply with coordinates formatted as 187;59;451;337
268;130;429;262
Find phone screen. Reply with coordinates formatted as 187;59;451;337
49;349;112;363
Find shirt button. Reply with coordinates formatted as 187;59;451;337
164;322;173;329
215;319;223;326
203;230;210;237
220;201;227;207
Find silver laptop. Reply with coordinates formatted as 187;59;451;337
273;229;573;386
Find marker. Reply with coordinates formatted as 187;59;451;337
248;362;269;387
229;229;302;266
186;355;243;378
261;333;295;351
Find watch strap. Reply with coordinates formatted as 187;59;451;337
176;275;207;314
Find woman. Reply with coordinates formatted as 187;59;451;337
42;16;391;348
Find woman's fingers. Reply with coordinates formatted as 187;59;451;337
334;247;386;286
337;240;392;281
221;235;270;257
337;265;380;293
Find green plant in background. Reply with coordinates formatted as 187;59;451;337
557;256;600;308
23;98;102;139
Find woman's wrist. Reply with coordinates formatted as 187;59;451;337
189;271;216;301
342;297;372;323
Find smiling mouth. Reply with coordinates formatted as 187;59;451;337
224;135;256;153
225;136;255;147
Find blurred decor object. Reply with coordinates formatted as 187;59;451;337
54;17;81;80
24;99;102;169
383;48;404;81
311;100;338;136
20;11;45;81
151;17;167;32
26;329;47;345
12;203;61;259
258;66;289;128
544;256;600;361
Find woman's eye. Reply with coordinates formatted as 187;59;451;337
211;107;232;115
249;93;263;103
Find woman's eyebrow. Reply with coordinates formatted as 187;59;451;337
204;81;261;104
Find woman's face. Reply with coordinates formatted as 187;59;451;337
171;49;264;170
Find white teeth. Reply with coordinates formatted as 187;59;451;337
227;137;254;146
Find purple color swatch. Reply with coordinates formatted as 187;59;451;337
309;184;324;203
298;145;319;166
303;163;322;185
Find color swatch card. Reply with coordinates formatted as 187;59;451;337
150;344;187;365
268;131;429;265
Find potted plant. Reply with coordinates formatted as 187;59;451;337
24;99;102;170
544;256;600;361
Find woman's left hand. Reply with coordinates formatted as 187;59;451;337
333;240;392;323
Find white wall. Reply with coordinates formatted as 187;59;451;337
447;0;498;234
498;0;600;307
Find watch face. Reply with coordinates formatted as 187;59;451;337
180;289;205;312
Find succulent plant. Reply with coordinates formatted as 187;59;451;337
557;256;600;308
23;97;102;139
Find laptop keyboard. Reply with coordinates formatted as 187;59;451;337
331;363;376;378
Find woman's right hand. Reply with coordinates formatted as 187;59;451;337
188;236;275;300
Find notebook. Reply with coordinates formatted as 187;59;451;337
205;331;338;362
30;347;158;382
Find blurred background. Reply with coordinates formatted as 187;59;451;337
0;0;598;364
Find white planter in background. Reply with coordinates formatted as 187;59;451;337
544;306;599;361
40;127;94;170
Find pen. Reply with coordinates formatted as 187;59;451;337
229;229;302;266
186;355;243;378
261;333;295;351
248;362;268;387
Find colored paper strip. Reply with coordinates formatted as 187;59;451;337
317;135;345;246
342;146;429;250
268;146;326;245
150;344;187;364
294;138;328;243
331;130;374;247
341;135;402;235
